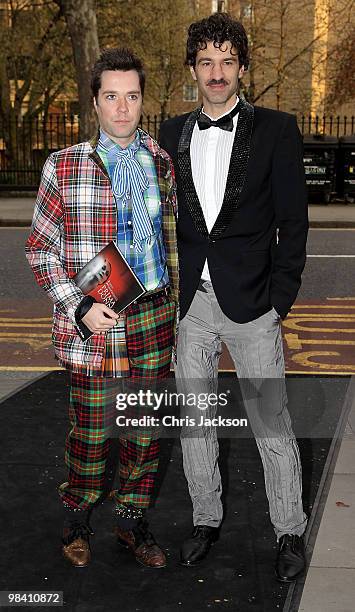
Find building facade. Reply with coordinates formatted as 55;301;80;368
166;0;354;120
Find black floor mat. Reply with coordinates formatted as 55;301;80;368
0;372;350;612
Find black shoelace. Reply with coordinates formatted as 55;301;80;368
133;520;156;547
62;521;94;545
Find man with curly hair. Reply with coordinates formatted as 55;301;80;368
160;13;308;581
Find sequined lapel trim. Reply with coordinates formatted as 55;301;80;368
210;99;254;240
178;106;208;237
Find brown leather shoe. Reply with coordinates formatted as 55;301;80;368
62;522;93;567
114;521;167;568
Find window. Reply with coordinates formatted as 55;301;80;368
241;2;252;18
183;84;198;102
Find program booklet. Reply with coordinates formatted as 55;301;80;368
73;241;146;340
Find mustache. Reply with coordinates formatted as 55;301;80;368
207;79;228;86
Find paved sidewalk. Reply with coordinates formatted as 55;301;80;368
1;196;355;227
298;380;355;612
0;197;36;225
308;204;355;228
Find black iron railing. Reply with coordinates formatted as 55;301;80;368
0;113;354;189
299;115;355;139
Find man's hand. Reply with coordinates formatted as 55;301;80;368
82;303;119;334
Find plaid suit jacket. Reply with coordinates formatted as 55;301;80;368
25;130;179;371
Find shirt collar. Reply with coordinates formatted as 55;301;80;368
97;128;141;154
201;96;240;122
90;127;159;158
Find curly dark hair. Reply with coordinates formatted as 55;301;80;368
186;13;249;70
91;47;145;101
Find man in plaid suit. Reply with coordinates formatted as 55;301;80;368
26;48;179;569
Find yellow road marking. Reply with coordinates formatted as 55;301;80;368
284;334;355;349
283;318;355;333
0;333;50;338
218;369;351;375
0;323;51;328
0;366;64;371
287;314;355;318
0;303;354;375
291;351;355;371
291;305;355;309
309;228;355;231
0;317;51;322
285;370;351;375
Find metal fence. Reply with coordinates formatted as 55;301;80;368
0;115;80;189
299;115;355;139
0;113;354;189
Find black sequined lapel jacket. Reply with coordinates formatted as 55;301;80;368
159;99;308;322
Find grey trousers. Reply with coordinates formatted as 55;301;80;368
175;282;308;539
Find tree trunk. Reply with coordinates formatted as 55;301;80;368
0;55;18;165
55;0;99;141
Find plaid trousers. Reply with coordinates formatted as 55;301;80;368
59;294;175;513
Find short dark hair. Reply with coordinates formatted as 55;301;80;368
186;12;249;70
91;47;145;100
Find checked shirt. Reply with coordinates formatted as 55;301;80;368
97;130;169;291
25;129;178;374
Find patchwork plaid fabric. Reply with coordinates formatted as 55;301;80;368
125;294;176;380
25;129;178;373
59;294;175;511
97;130;169;291
59;373;115;509
68;316;129;377
116;435;159;511
69;289;175;378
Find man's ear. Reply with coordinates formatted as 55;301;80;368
238;65;245;79
93;96;98;112
190;65;197;81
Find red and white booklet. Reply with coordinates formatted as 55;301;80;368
73;241;146;340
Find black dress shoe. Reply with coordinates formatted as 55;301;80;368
275;534;306;582
180;525;219;566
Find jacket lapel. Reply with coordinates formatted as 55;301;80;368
144;131;179;306
178;106;209;237
210;98;254;240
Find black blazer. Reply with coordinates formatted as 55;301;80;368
159;99;308;322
